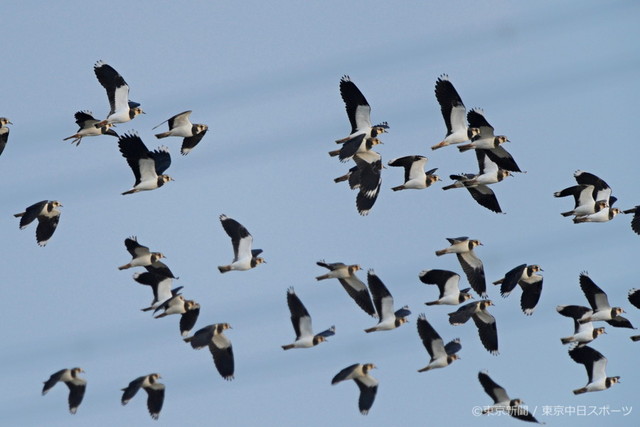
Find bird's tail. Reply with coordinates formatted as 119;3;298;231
281;344;295;350
391;185;404;192
218;265;231;273
457;144;474;152
118;264;131;270
560;337;574;344
155;131;171;139
573;387;587;395
13;212;24;218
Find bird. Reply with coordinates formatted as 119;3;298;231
419;269;473;306
461;108;521;173
622;206;640;235
364;269;410;333
153;110;208;155
118;132;173;195
477;371;541;423
572;206;621;223
492;264;543;315
569;345;620;394
63;111;118;146
14;200;62;246
448;300;498;355
335;75;388;147
121;373;165;420
387;155;440;191
315;260;376;317
578;272;633;327
217;214;265;273
154;294;200;337
416;313;461;372
331;363;378;415
184;323;234;380
431;75;479;150
93;60;144;126
560;318;606;346
118;236;166;271
282;287;335;350
442;149;511;213
42;367;86;414
435;237;487;298
0;117;12;156
554;185;608;218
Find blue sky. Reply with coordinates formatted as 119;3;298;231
2;1;639;425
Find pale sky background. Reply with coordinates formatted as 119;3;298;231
2;1;639;425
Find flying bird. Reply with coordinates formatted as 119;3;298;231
121;373;165;420
335;75;388;148
331;363;378;415
419;269;473;306
118;132;173;195
118;236;165;271
282;287;335;350
442;149;511;213
560;318;606;346
0;117;12;156
315;260;376;317
153;110;208;155
431;75;478;150
63;111;118;146
217;214;265;273
416;313;461;372
435;237;487;298
477;371;541;423
492;264;543;315
569;345;620;394
184;323;234;380
42;367;86;414
572;206;620;223
387;155;440;191
14;200;62;246
154;294;201;337
448;300;498;355
94;60;144;126
364;269;410;333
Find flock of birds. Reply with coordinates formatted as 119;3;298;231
3;62;640;422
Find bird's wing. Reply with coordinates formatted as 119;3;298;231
417;314;445;358
478;372;509;404
35;213;60;246
473;310;498;354
287;289;313;339
149;146;171;175
579;273;610;310
209;335;234;380
94;61;129;116
340;76;371;133
499;264;527;297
